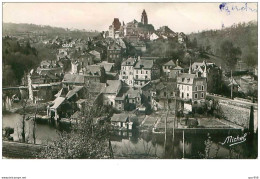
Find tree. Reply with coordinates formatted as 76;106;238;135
2;65;17;87
20;98;29;143
207;68;222;94
2;37;40;85
38;104;113;159
245;53;257;68
220;40;241;70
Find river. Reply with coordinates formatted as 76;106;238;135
2;113;257;159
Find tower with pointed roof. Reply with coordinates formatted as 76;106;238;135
141;9;148;25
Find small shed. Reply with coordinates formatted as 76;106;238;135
110;113;133;130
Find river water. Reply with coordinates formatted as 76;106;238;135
2;113;257;159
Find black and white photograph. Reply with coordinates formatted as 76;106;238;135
0;2;259;177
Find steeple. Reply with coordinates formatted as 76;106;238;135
141;9;148;25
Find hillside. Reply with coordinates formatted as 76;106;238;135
188;21;257;68
3;23;100;39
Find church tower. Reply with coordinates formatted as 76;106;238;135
141;9;148;25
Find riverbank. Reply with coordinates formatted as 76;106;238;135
2;141;42;159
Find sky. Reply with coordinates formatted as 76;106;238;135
3;2;258;34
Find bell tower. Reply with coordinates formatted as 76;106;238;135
141;9;148;25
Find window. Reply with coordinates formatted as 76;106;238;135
182;78;185;82
187;86;189;91
182;85;183;90
195;86;198;91
135;75;138;79
201;92;204;98
187;93;189;97
171;92;173;96
194;93;198;99
201;85;204;91
164;92;167;97
146;71;148;74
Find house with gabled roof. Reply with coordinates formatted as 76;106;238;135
162;60;176;75
89;50;101;62
107;42;122;63
110;113;133;130
133;58;160;87
149;32;160;41
141;80;179;111
47;85;87;121
62;73;85;89
177;72;207;107
102;80;122;107
119;57;137;87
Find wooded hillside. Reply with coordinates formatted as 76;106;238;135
188;21;257;68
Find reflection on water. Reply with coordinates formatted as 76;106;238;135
110;131;237;159
2;113;258;159
3;113;60;144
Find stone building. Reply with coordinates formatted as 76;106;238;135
133;58;160;87
141;9;148;25
108;18;125;39
142;81;179;111
177;73;207;105
162;60;176;75
119;57;137;87
107;42;122;63
119;57;159;88
102;80;122;107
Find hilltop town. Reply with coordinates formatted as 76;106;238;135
2;9;258;159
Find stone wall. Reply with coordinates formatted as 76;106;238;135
218;99;258;132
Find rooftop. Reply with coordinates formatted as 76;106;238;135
87;82;106;94
134;59;154;69
111;113;129;122
62;74;85;84
173;65;184;70
163;60;176;66
85;65;101;76
103;80;121;94
127;88;141;99
122;57;136;66
66;86;84;99
97;61;114;72
50;97;65;110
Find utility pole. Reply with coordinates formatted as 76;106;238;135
231;70;233;99
33;90;38;144
173;94;177;142
164;89;169;157
182;130;185;159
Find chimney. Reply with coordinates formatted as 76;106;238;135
188;59;192;74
